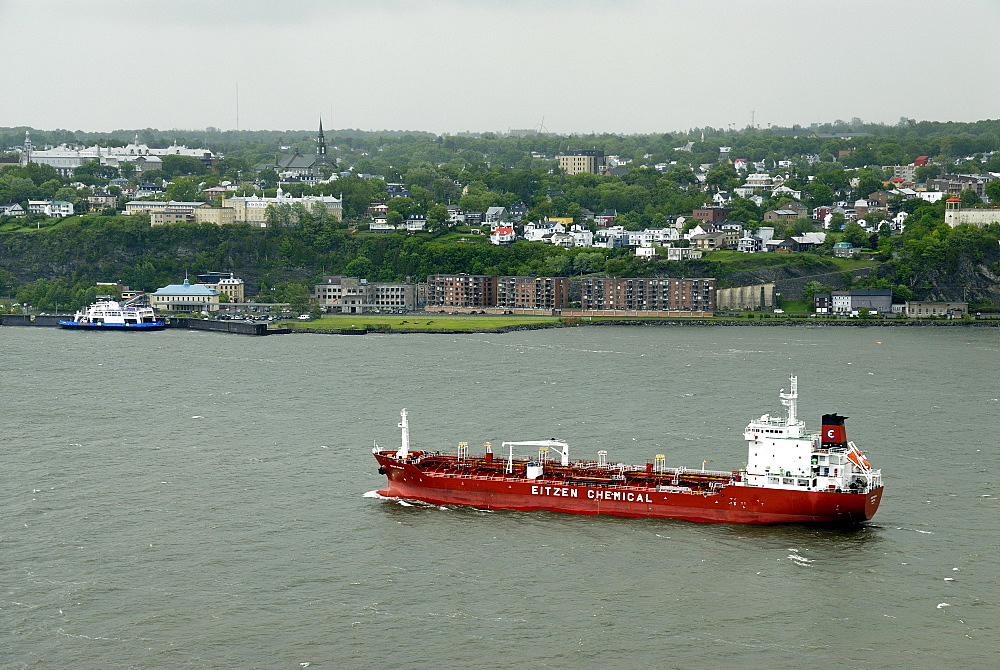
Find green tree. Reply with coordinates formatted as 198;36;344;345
828;212;846;232
803;183;834;207
257;169;280;189
161;155;206;178
914;164;941;182
959;189;982;207
705;164;739;191
985;179;1000;204
801;280;831;304
843;221;869;248
166;176;202;202
427;203;449;231
345;255;374;278
856;176;883;199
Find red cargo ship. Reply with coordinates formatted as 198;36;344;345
372;376;883;524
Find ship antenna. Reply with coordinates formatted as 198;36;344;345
395;409;410;459
779;375;798;425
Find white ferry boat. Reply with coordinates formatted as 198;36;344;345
59;295;166;330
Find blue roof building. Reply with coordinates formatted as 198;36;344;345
150;279;221;313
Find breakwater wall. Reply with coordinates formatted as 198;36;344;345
0;314;64;326
169;318;287;335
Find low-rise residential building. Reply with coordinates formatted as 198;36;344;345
788;231;826;252
580;277;716;311
905;301;968;318
569;225;594;247
523;220;565;241
692;205;729;222
0;202;26;217
594;209;617;227
827;289;892;314
485;207;507;225
404;213;427;232
689;231;727;250
832;241;857;257
87;193;118;212
496;276;568;310
735;173;781;198
927;174;995;198
490;227;516;245
27;200;74;217
814;293;832;313
369;220;396;232
662;247;704;261
593;227;629;249
764;208;803;223
627;228;680;247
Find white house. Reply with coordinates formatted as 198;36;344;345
593;227;629;249
569;224;593;247
628;228;680;247
735;173;782;198
771;185;802;200
27;200;74;217
490;227;516;245
546;231;575;247
664;247;703;261
404;214;427;232
446;205;465;223
485;206;507;225
0;202;26;217
523;220;565;241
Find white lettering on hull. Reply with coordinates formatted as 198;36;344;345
528;485;653;503
530;485;579;498
585;489;652;503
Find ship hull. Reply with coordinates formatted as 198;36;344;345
59;321;166;331
374;455;883;525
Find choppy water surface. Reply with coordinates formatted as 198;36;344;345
3;325;997;669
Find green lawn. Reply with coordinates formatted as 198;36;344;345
281;313;563;331
701;249;876;272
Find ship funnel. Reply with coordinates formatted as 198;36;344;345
821;413;848;448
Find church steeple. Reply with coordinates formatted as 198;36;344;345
20;130;32;167
316;118;327;161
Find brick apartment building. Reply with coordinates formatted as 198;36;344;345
580;277;716;311
496;276;568;310
426;274;498;308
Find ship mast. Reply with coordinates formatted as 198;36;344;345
779;375;798;425
395;409;410;458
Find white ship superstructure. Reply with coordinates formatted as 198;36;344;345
740;376;882;494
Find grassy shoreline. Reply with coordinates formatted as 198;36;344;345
278;313;996;333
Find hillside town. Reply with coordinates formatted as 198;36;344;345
2;120;999;317
4;126;1000;259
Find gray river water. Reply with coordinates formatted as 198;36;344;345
2;324;997;669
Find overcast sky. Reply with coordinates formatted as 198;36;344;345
2;0;998;136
